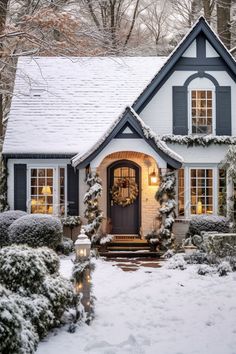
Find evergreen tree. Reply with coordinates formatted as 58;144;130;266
83;172;103;241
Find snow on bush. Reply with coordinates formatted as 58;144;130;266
217;261;232;276
9;214;62;249
0;245;48;293
197;264;214;276
41;276;74;321
0;285;38;354
0;245;76;353
166;254;186;270
163;249;175;259
188;215;230;237
56;237;74;255
36;247;60;274
0;210;27;247
100;234;113;245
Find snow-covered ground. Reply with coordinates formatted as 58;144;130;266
37;257;236;354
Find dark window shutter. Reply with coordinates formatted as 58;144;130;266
14;164;27;211
216;86;231;136
67;165;79;216
172;86;188;135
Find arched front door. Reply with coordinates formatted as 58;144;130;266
108;160;140;235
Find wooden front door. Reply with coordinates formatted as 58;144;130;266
108;160;140;235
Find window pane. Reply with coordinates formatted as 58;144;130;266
191;90;213;134
30;168;54;214
218;169;226;216
190;169;213;215
178;169;185;216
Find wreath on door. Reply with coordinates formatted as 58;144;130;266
111;177;139;207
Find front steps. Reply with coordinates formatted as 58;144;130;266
98;236;161;258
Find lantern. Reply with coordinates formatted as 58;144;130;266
74;229;91;262
149;169;158;186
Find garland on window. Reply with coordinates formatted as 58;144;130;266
83;172;103;241
111;177;138;207
161;134;236;147
0;156;9;212
147;171;176;251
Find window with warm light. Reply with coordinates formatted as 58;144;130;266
191;90;213;134
218;169;226;216
190;169;213;215
178;169;185;216
29;167;66;216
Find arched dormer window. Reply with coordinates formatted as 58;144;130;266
172;72;231;136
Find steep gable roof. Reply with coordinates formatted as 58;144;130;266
71;106;183;169
133;16;236;113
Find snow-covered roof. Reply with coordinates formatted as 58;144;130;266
71;106;183;168
3;56;167;155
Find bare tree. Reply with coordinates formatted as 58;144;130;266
217;0;232;48
79;0;142;52
202;0;215;23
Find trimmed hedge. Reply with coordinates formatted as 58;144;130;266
9;214;62;249
0;210;27;247
188;215;230;237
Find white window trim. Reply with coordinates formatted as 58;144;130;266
188;166;218;216
27;164;67;217
188;88;216;135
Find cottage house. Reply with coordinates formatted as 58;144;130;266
3;17;236;241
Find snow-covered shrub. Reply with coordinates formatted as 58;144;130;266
166;254;186;270
56;237;74;255
197;264;214;276
184;251;208;264
203;233;236;258
217;261;232;276
0;210;27;247
41;276;74;320
188;215;230;237
0;245;48;293
36;247;60;274
100;234;113;245
0;286;38;354
18;294;54;339
163;249;175;259
228;256;236;271
9;214;62;249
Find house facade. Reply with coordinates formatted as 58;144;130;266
2;17;236;239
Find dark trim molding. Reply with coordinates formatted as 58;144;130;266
196;33;206;59
183;71;219;87
3;153;74;160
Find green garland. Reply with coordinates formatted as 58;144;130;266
162;135;236;147
83;172;103;241
0;156;9;212
147;171;176;251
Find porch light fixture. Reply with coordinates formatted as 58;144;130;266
149;169;158;186
74;229;91;262
42;185;52;195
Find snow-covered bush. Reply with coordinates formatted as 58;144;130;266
0;245;76;353
197;264;214;276
0;210;27;247
166;254;186;270
217;261;232;276
9;214;62;249
203;233;236;258
163;249;175;259
56;237;74;255
0;245;48;293
36;247;60;274
188;215;230;237
41;276;74;320
184;251;208;264
100;234;113;245
0;286;38;354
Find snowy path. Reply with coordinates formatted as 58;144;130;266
37;258;236;354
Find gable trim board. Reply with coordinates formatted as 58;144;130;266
133;17;236;113
72;107;183;169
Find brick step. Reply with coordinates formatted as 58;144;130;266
108;241;148;247
99;251;161;258
108;246;150;251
